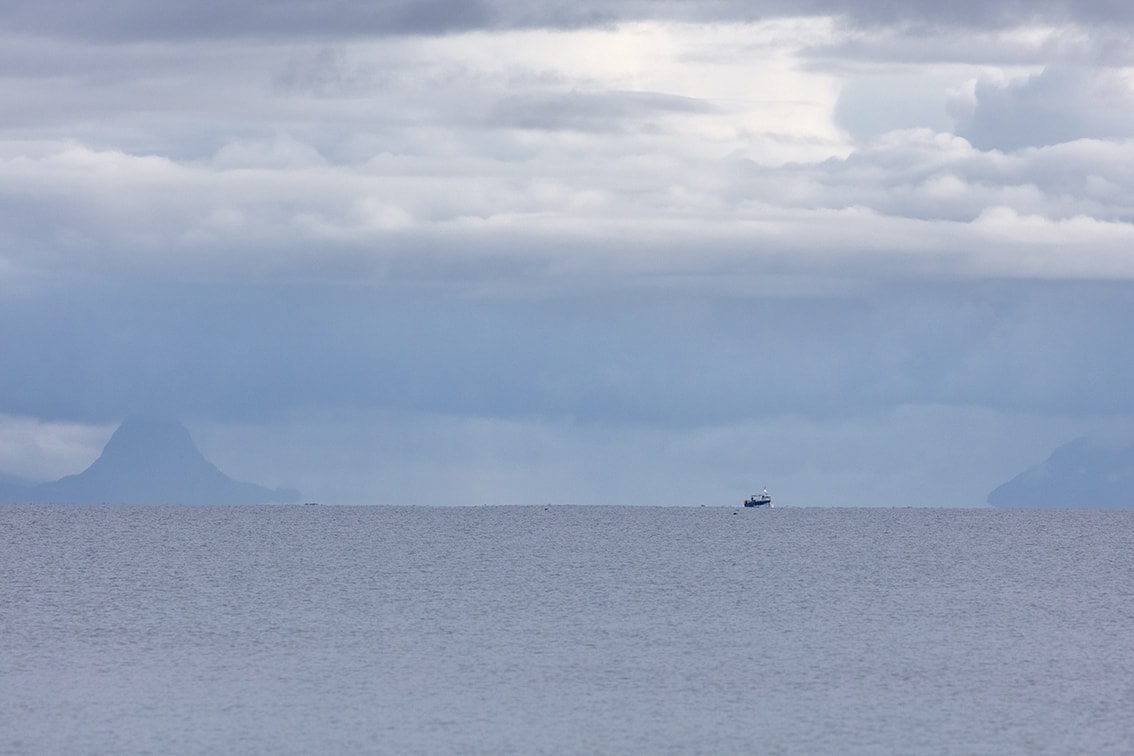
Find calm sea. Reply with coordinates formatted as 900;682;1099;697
2;505;1132;755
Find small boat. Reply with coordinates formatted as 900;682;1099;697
744;488;773;508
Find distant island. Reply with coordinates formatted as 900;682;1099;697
988;437;1134;509
0;417;300;505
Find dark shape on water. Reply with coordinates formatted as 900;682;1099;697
743;488;773;508
6;417;300;505
988;437;1134;509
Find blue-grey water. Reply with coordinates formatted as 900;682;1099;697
2;505;1133;755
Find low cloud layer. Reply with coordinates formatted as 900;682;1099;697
3;279;1132;428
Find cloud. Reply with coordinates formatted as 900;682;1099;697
3;14;1131;291
211;133;328;169
0;414;114;482
6;123;1134;288
3;277;1134;434
953;65;1134;150
6;0;1134;42
487;90;717;132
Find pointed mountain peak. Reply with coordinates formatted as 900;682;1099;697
103;416;198;457
90;417;206;475
29;417;300;505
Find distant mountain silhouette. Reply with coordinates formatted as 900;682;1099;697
988;437;1134;509
2;417;300;505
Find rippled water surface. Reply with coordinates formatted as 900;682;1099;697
3;505;1133;755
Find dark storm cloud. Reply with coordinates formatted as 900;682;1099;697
6;0;1134;41
3;278;1133;427
1;0;496;40
805;0;1134;30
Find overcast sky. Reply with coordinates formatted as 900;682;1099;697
3;0;1134;506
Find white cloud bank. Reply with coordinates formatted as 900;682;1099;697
3;19;1133;285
